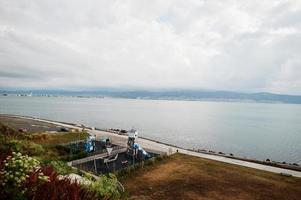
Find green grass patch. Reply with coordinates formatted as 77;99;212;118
33;131;89;145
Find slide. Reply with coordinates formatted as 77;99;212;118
133;143;149;157
85;135;95;152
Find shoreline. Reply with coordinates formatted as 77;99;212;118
2;93;301;105
92;128;301;172
1;113;301;177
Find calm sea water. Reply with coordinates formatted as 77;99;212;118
1;96;301;164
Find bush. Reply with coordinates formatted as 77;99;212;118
52;145;87;161
7;139;24;152
89;173;120;200
25;166;97;200
54;144;71;154
23;141;45;155
50;160;73;175
7;140;45;156
0;152;48;199
115;165;134;177
71;150;88;160
0;124;21;139
0;153;97;200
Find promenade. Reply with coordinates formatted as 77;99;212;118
17;115;301;178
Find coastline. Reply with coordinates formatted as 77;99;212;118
1;113;301;177
115;132;301;172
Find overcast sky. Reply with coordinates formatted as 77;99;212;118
0;0;301;94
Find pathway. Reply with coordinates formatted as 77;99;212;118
19;115;301;178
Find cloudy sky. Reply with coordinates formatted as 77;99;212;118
0;0;301;94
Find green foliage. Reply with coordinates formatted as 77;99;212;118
24;166;97;200
0;152;98;200
53;144;88;161
0;134;4;143
0;123;45;157
7;140;45;156
0;123;20;139
0;152;49;199
7;139;23;152
24;141;45;155
70;150;88;160
89;173;120;199
50;160;73;175
0;123;122;199
54;144;71;154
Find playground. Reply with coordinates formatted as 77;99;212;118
69;129;159;174
74;151;158;174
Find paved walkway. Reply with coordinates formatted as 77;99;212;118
19;116;301;178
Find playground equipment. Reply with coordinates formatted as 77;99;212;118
103;147;119;171
100;136;111;148
127;129;138;147
104;154;118;164
133;143;149;157
127;129;150;159
84;135;111;153
85;135;96;152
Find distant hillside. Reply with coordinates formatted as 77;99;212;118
1;89;301;104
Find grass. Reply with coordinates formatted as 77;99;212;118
0;122;89;163
32;131;89;145
120;153;301;200
26;130;89;162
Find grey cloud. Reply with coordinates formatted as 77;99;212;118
0;69;41;79
0;0;301;94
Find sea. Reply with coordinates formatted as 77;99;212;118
0;96;300;164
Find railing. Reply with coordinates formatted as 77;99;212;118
71;147;127;166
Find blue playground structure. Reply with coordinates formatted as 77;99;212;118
133;143;150;158
85;135;95;152
127;129;150;159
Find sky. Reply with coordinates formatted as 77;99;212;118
0;0;301;95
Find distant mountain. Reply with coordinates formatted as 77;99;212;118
1;89;301;104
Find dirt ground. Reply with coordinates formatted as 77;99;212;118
120;153;301;200
0;114;62;132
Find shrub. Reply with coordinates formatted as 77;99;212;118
146;157;155;165
7;139;24;152
89;173;120;200
52;145;87;161
0;153;97;200
25;166;97;200
115;166;132;177
23;141;45;155
54;144;71;154
0;124;21;139
71;150;88;160
0;152;48;199
7;140;45;156
50;160;73;175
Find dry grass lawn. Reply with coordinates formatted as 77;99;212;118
120;153;301;200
